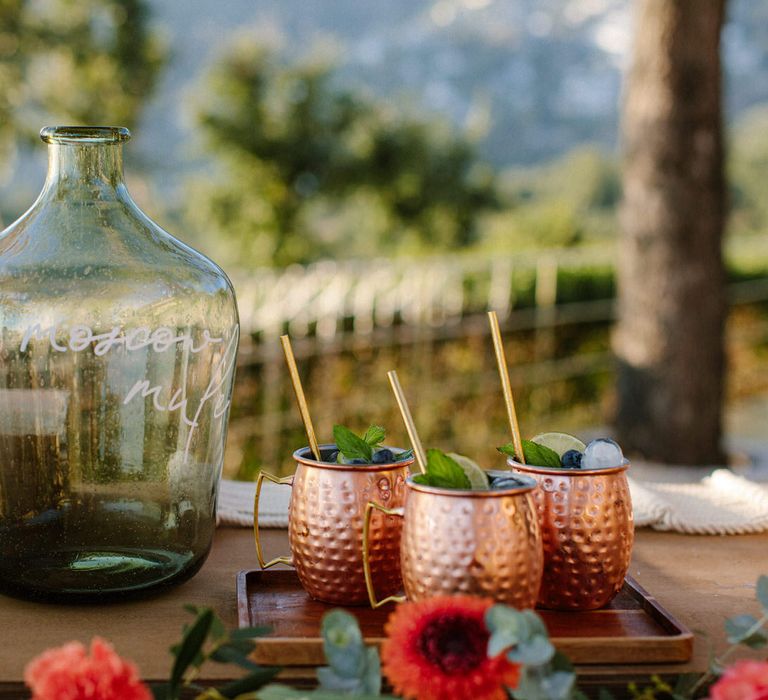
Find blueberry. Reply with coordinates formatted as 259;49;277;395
561;450;582;469
325;449;339;463
347;458;368;465
372;448;395;464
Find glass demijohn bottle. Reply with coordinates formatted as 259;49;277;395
0;127;239;600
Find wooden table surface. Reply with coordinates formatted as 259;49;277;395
1;527;766;698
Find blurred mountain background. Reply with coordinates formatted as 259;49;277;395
1;0;767;472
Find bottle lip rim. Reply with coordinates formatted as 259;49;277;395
40;126;131;144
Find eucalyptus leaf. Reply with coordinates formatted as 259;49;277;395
507;635;555;666
757;575;768;612
540;671;576;700
316;668;366;692
256;684;397;700
511;668;550;700
724;613;767;647
520;610;550;639
321;610;366;679
486;605;527;656
488;628;520;658
362;646;383;695
316;651;380;696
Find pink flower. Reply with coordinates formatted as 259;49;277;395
24;637;151;700
709;660;768;700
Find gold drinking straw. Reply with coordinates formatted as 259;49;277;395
280;335;322;461
488;311;525;464
387;370;427;474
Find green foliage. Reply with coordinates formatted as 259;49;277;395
158;606;278;700
188;38;498;267
258;610;395;699
333;425;375;462
485;605;575;700
411;448;471;489
257;688;392;700
723;614;768;648
361;426;386;447
480;146;620;254
497;439;562;468
317;610;382;695
729;106;768;238
0;0;165;159
332;424;388;462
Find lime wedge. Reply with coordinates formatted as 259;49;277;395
530;432;586;458
448;453;490;490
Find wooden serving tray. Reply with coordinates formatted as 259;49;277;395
236;570;692;666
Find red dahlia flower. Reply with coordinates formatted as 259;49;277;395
709;660;768;700
24;637;151;700
381;595;520;700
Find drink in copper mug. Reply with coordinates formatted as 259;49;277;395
255;445;412;605
508;453;633;611
363;473;543;609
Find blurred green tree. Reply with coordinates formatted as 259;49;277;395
0;0;165;161
729;106;768;238
480;146;620;253
189;39;498;267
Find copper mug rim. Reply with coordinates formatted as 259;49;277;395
506;457;630;477
293;444;414;472
404;472;538;498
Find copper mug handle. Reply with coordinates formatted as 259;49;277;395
254;471;294;569
362;501;406;609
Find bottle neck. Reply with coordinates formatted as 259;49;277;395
43;142;126;198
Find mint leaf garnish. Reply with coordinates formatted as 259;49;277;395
412;449;471;490
333;425;373;462
497;440;562;468
497;443;517;459
523;440;561;467
362;425;386;448
395;448;414;462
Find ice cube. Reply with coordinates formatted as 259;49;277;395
581;438;624;469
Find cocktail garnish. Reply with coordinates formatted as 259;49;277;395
330;424;412;464
412;449;472;489
497;440;561;468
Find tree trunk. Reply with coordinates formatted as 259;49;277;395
614;0;727;465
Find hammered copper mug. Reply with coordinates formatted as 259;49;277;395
363;474;543;609
508;458;634;610
254;445;412;605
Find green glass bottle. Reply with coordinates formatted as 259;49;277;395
0;127;239;600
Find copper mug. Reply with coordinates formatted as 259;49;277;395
508;458;634;610
362;475;543;609
254;445;412;605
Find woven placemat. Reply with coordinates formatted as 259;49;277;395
217;462;768;535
